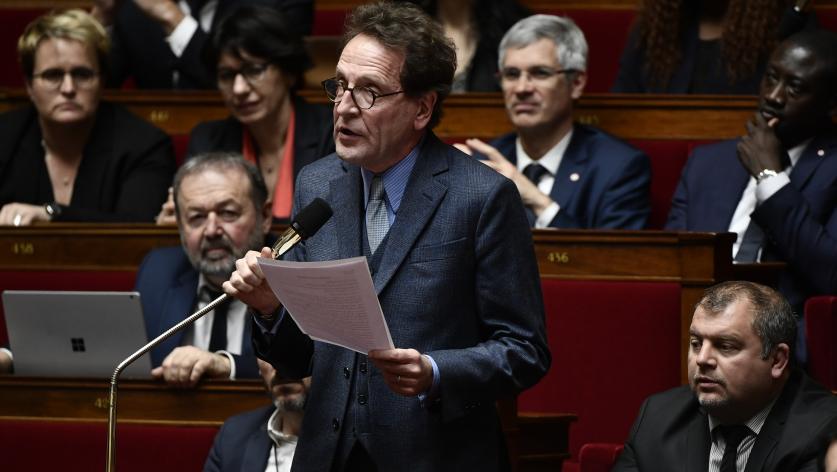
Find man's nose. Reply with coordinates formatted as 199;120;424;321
203;212;223;236
693;342;716;367
764;83;786;107
335;88;359;116
513;74;536;93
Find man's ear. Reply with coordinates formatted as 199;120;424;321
413;91;437;131
770;343;790;379
261;200;273;234
570;71;587;100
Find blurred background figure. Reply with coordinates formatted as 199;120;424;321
91;0;314;89
203;359;310;472
0;9;174;226
612;0;810;94
402;0;531;92
156;4;333;225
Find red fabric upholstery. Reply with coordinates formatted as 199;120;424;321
541;9;636;93
313;9;348;36
0;9;44;87
172;133;190;166
629;140;690;229
0;419;217;472
578;443;624;472
805;296;837;390
0;270;137;346
519;280;681;461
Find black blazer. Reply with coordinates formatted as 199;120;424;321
108;0;313;89
0;102;175;222
613;369;837;472
203;404;275;472
187;95;334;181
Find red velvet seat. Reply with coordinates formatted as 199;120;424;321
519;279;681;468
0;419;217;472
805;296;837;390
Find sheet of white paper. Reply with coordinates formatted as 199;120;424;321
257;256;394;353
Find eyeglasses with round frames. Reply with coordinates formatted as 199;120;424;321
32;67;99;90
321;77;403;110
217;62;271;89
498;66;577;83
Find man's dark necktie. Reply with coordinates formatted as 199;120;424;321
718;424;751;472
734;152;792;262
366;175;389;254
202;286;231;352
523;162;549;187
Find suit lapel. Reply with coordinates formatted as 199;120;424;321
372;137;448;294
329;164;363;261
550;128;590;212
241;413;273;472
154;269;199;363
789;132;837;190
707;149;750;231
685;412;711;472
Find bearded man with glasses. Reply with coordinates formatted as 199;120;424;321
224;2;550;471
457;14;652;229
0;9;174;226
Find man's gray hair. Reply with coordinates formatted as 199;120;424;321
498;14;588;73
173;151;268;215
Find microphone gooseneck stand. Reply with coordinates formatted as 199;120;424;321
105;198;333;472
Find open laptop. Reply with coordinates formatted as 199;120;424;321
3;291;152;379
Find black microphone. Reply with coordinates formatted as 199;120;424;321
271;197;333;258
105;197;333;472
778;0;812;40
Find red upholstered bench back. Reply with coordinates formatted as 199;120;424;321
0;419;217;471
519;279;682;460
805;296;837;390
0;270;137;347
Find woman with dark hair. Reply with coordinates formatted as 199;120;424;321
171;4;333;223
402;0;530;93
612;0;798;94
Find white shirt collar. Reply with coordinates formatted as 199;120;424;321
515;128;574;176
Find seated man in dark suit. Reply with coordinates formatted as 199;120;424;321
90;0;313;89
666;30;837;362
135;152;271;387
614;281;837;472
204;359;310;472
457;14;651;229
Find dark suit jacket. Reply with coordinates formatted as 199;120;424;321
665;129;837;309
187;95;334;174
613;370;837;471
485;124;650;229
135;246;259;378
204;404;276;472
254;133;551;471
0;102;174;222
108;0;313;89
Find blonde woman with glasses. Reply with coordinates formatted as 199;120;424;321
0;9;175;226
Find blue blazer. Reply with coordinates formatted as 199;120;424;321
135;246;259;378
665;128;837;309
486;124;651;229
204;404;275;472
254;133;551;471
613;369;837;471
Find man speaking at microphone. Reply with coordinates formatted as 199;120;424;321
224;2;551;471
